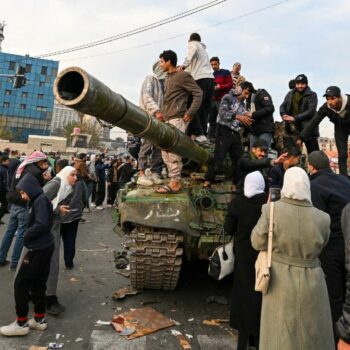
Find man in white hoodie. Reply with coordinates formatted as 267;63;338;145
178;33;214;143
300;86;350;177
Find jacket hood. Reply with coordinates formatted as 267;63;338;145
16;173;43;200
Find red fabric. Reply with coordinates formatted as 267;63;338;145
213;69;233;101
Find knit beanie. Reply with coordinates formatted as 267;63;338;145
308;151;330;170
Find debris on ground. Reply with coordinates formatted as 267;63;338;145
186;334;194;340
112;286;140;300
29;347;48;350
75;337;84;342
202;319;230;326
187;318;194;322
114;251;129;269
47;343;64;349
206;295;228;305
98;243;109;248
171;330;192;349
69;277;78;282
121;240;133;249
112;307;175;339
95;320;111;327
115;268;130;278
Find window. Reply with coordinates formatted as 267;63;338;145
39;81;45;87
7;77;13;83
37;93;44;100
8;61;16;70
41;66;47;75
21;92;28;98
25;64;32;73
5;90;11;95
51;68;58;77
20;104;26;110
36;106;47;112
3;102;10;108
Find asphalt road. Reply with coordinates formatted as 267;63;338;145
0;208;236;350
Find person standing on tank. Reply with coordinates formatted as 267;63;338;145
178;33;213;143
157;50;203;194
137;60;165;187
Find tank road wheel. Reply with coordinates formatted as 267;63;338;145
130;226;183;291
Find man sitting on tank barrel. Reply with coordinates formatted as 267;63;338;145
156;50;203;194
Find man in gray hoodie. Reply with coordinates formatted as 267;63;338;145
178;33;214;143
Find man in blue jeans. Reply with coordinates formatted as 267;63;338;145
0;151;48;270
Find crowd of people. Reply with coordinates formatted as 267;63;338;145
133;32;350;350
0;148;137;336
0;31;349;350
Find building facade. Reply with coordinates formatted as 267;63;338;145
51;102;81;134
0;52;58;141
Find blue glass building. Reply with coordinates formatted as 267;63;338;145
0;52;59;141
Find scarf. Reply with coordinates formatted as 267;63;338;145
244;171;265;198
281;167;311;202
51;165;75;210
15;151;47;179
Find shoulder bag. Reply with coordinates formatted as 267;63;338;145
255;201;274;294
208;227;234;281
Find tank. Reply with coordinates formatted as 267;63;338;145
54;67;233;290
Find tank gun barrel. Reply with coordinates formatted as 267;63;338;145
53;67;209;164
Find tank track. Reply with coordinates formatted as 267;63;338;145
130;226;183;290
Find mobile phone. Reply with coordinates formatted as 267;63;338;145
269;187;281;202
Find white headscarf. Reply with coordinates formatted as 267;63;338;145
281;167;311;202
244;171;265;198
51;166;76;210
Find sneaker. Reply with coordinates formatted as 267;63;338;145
28;318;47;331
90;203;96;208
150;173;163;185
47;301;66;316
137;175;153;187
106;204;113;208
96;206;104;210
0;321;29;336
195;135;208;143
83;208;90;213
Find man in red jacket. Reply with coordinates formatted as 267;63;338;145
208;56;233;140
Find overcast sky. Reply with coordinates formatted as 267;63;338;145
1;0;349;139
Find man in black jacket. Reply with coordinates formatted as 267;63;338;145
280;74;319;154
308;150;350;344
242;82;275;149
300;86;350;177
0;174;54;337
236;139;287;194
0;151;48;269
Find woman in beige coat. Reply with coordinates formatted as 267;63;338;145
251;167;335;350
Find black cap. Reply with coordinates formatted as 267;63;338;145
295;74;308;84
323;86;341;98
252;139;269;150
308;151;330;170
